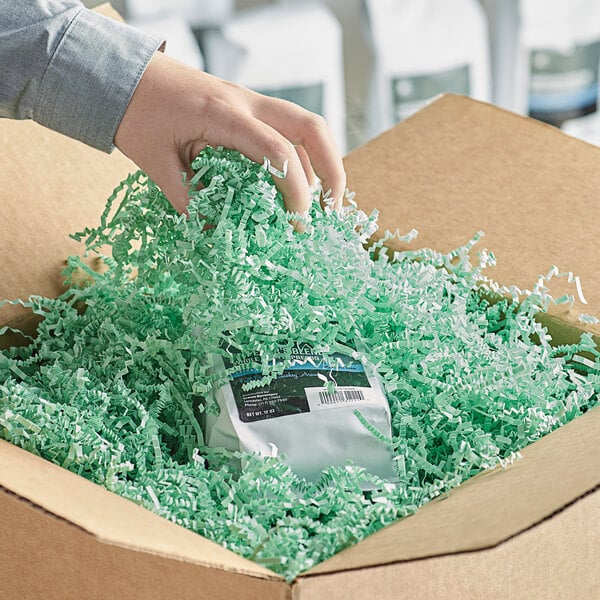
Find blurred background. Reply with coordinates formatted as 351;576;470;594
85;0;600;153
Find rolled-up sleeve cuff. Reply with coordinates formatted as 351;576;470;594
34;8;164;153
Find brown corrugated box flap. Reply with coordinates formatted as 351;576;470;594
343;94;600;337
0;489;288;600
0;439;277;580
293;491;600;599
0;117;132;331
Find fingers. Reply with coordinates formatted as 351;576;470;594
295;144;318;190
150;153;191;215
251;96;346;210
205;107;312;216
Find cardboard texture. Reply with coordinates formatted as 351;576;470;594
0;9;598;593
344;94;600;338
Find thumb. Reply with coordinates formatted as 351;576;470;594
151;154;192;215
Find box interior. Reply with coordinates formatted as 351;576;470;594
0;51;599;583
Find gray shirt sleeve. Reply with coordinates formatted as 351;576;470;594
0;1;164;152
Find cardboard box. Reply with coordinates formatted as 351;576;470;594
0;10;599;597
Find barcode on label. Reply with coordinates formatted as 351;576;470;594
318;389;366;404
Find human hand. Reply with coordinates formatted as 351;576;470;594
114;52;346;217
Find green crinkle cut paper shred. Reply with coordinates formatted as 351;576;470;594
1;147;599;581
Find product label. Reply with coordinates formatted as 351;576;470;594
390;64;470;122
256;83;324;116
207;343;397;484
528;41;600;127
222;344;377;423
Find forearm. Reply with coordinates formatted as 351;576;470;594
0;2;345;214
0;0;163;151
